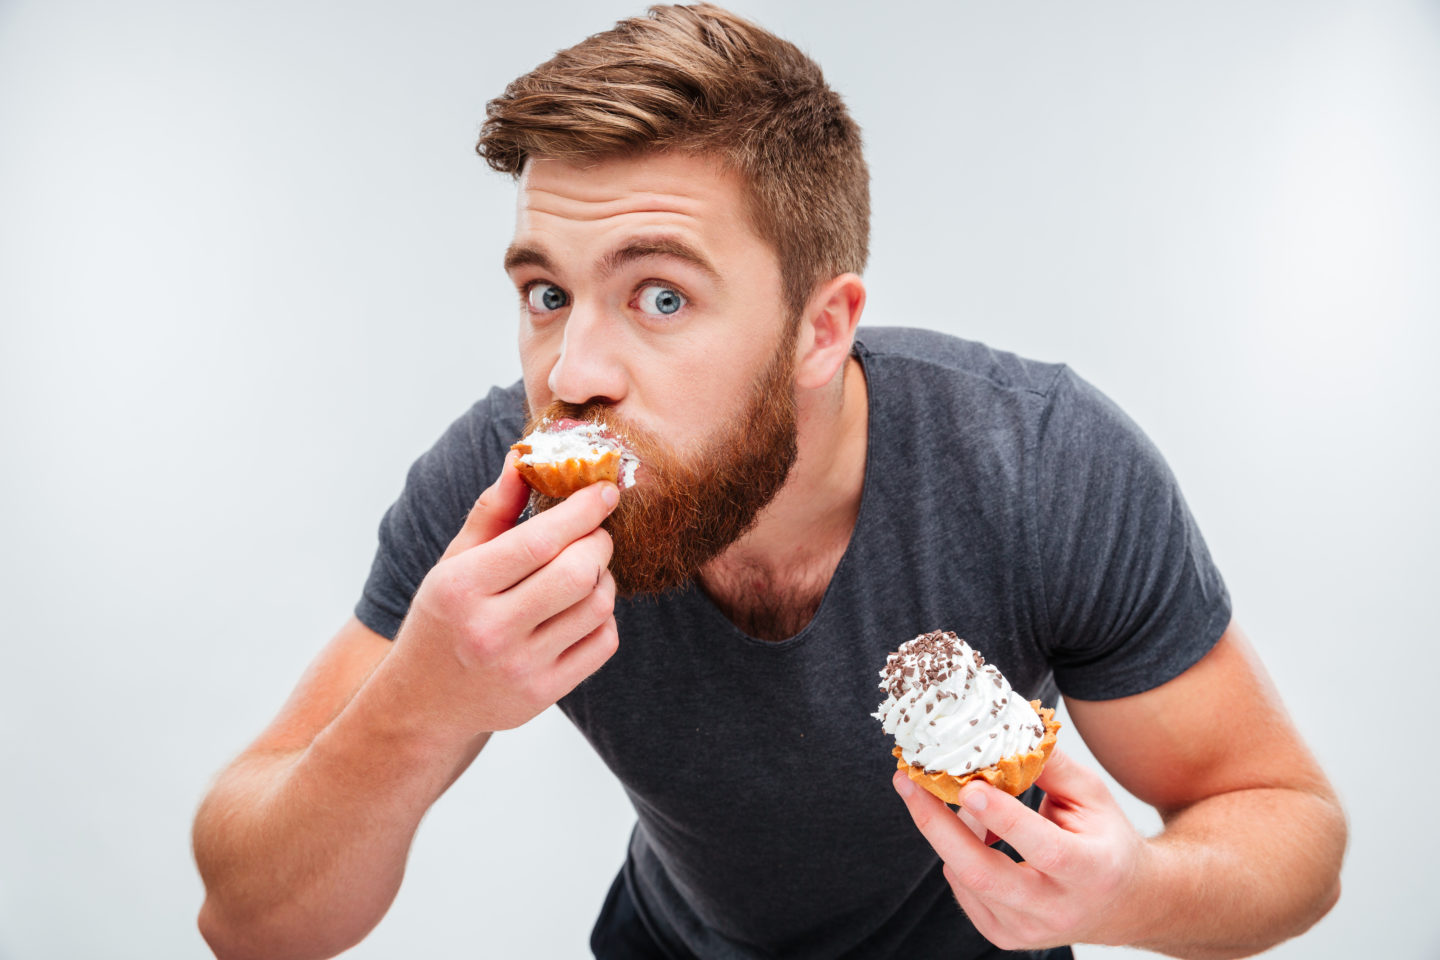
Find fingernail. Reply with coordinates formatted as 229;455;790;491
600;484;619;509
960;787;987;812
893;772;915;798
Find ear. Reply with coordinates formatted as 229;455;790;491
794;273;866;390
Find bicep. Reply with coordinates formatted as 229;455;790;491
1064;621;1335;817
243;616;394;758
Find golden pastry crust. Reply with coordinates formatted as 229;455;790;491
893;701;1061;802
510;444;620;499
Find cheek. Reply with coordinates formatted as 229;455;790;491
517;326;557;407
635;358;744;451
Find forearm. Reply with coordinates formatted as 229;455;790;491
1124;786;1346;959
194;667;487;960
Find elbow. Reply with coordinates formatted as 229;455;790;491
1308;797;1347;926
1285;799;1347;943
1304;850;1344;931
197;890;378;960
197;896;326;960
1318;875;1342;922
198;897;255;960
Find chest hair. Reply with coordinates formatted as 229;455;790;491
699;552;840;643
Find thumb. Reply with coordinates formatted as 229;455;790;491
442;450;532;559
1034;748;1114;810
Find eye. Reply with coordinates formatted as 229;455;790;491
526;283;568;313
636;284;686;317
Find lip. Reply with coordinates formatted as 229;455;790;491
542;417;634;454
532;417;643;488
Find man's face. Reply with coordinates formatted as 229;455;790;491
506;152;800;594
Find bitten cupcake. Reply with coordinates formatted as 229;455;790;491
511;419;639;499
873;630;1061;802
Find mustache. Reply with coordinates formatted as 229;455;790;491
523;399;668;463
527;399;601;425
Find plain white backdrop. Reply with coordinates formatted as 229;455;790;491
2;1;1437;957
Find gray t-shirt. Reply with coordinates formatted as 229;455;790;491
356;326;1231;959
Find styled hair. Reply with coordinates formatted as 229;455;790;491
477;3;869;322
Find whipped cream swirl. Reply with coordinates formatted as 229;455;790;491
872;630;1045;776
517;420;639;488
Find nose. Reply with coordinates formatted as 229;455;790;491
546;299;628;406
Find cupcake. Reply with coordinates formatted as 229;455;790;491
511;419;639;499
873;630;1061;802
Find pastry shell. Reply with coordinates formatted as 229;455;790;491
893;701;1061;802
510;444;620;499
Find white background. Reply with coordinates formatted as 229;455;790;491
2;1;1437;957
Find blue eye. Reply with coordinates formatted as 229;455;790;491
637;284;685;317
527;283;568;312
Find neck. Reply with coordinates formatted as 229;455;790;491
697;355;869;639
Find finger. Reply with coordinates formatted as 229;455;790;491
1033;748;1113;810
893;772;1019;897
501;526;614;629
443;451;532;559
455;481;619;592
532;568;617;658
548;616;620;696
956;781;1070;877
941;863;1002;933
955;805;987;843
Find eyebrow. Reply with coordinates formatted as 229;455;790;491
503;235;722;285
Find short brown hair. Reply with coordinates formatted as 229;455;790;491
477;3;869;322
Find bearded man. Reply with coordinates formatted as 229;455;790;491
192;5;1346;959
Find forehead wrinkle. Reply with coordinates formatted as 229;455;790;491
521;184;711;223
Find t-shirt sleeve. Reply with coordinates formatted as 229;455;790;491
354;389;517;640
1029;367;1231;700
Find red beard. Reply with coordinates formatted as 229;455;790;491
523;345;799;596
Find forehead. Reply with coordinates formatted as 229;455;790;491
511;152;764;263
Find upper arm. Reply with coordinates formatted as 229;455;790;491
1064;620;1337;818
242;616;394;758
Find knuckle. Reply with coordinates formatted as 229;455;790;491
1093;847;1126;892
426;563;468;610
594;621;620;658
586;590;611;624
518;671;552;706
990;809;1018;838
987;928;1023;952
498;651;533;686
463;621;506;661
464;604;522;659
984;932;1019;955
1051;905;1083;938
590;580;617;617
952;865;992;893
1028;842;1066;875
473;597;516;637
560;556;594;596
524;528;558;566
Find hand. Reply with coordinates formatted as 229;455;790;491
893;749;1154;951
391;451;622;737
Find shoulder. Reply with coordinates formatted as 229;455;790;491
853;327;1089;449
854;326;1068;400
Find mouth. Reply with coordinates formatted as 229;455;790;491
513;417;642;492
